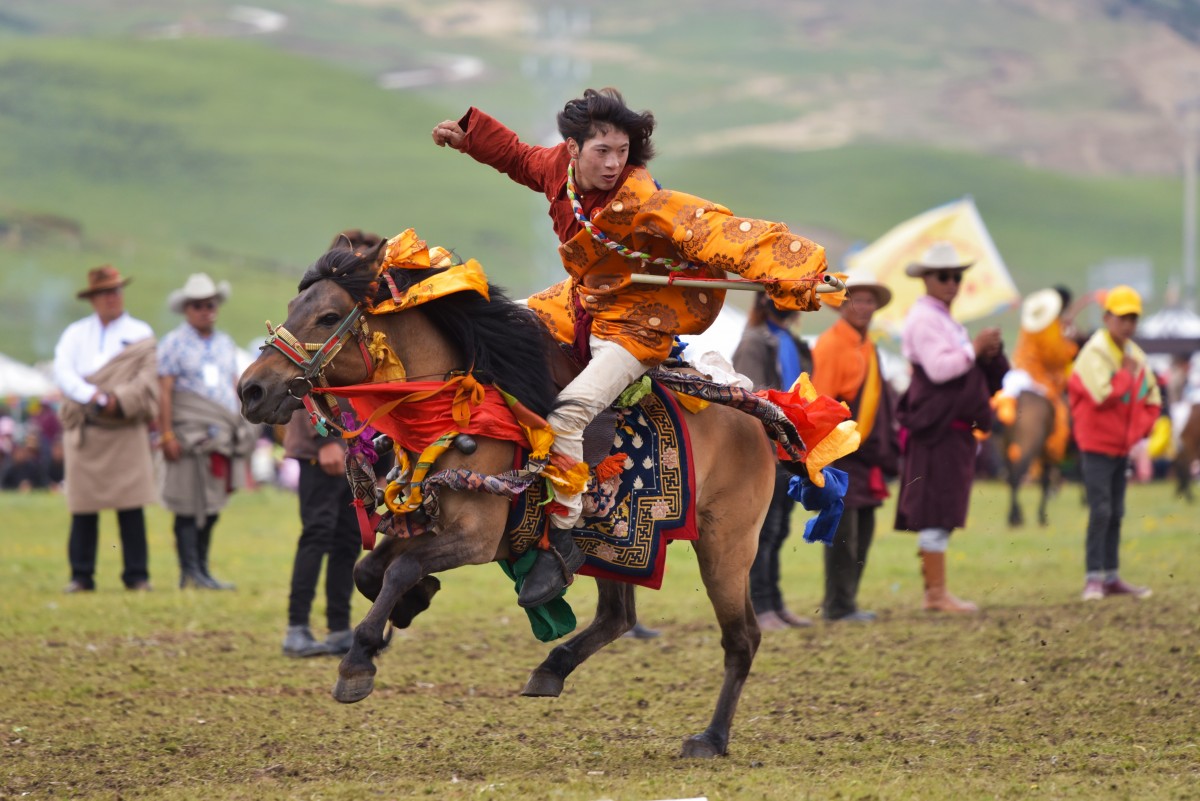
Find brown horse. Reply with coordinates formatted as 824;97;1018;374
1174;403;1200;501
1001;392;1059;527
237;237;777;758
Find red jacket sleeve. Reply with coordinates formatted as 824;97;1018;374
459;108;567;201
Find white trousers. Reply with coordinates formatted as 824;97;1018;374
918;527;952;553
545;335;654;528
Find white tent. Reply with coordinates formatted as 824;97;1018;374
680;303;748;363
0;353;54;397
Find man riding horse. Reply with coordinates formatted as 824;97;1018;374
432;87;843;607
995;286;1087;525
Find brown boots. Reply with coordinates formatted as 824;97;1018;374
919;550;978;613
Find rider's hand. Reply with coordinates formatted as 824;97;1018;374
318;441;347;476
432;120;466;150
1121;355;1138;374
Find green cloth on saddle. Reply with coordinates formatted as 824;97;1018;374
499;550;577;642
615;375;653;408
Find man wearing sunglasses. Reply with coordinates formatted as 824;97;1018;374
159;273;255;590
894;242;1008;613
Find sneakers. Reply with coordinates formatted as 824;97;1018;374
827;610;877;623
282;625;330;658
776;608;814;628
755;610;790;631
1081;577;1152;601
1103;577;1152;599
324;629;354;655
63;580;94;594
621;622;661;640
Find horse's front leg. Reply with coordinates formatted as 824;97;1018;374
333;499;509;704
333;553;422;704
353;536;442;629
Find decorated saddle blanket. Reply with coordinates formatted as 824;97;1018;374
506;380;697;590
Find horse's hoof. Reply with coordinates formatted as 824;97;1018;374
520;668;564;697
680;733;725;759
332;670;376;704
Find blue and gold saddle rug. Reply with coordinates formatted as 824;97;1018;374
506;380;697;589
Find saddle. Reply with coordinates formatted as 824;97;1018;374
506;377;697;590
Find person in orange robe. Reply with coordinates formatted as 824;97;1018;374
811;274;900;622
433;87;838;608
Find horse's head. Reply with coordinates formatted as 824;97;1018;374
238;235;386;424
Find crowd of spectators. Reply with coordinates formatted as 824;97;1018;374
0;398;64;492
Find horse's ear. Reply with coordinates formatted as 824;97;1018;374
364;237;388;276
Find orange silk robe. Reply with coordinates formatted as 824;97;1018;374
459;109;832;362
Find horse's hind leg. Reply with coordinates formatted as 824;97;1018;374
1037;458;1052;526
522;578;635;697
680;506;764;759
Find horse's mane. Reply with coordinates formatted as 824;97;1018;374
299;245;559;417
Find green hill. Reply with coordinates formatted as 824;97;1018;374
0;23;1188;363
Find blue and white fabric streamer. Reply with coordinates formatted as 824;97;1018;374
787;467;849;547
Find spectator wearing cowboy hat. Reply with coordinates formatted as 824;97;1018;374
1068;285;1160;601
158;273;256;590
893;242;1009;613
53;265;158;593
811;272;900;622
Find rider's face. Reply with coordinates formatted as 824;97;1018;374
571;126;630;193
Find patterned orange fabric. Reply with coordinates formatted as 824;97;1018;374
527;168;832;362
1011;321;1078;461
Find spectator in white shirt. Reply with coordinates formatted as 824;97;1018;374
54;266;158;593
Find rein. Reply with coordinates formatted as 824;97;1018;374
263;306;374;436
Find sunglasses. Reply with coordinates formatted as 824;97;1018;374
934;270;964;284
187;300;217;311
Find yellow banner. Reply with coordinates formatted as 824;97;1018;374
846;197;1019;332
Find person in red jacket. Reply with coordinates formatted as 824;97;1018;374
1067;285;1161;601
432;88;836;608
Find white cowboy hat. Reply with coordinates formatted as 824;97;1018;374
904;241;975;277
841;271;893;310
168;273;231;314
1020;288;1063;334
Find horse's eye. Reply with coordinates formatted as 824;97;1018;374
318;313;341;327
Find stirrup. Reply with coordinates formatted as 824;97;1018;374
517;529;584;608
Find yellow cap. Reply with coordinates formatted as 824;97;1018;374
1102;285;1142;317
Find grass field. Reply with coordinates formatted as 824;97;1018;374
1;480;1196;800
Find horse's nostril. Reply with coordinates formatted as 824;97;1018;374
240;381;263;406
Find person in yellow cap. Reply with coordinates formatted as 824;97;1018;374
1067;285;1161;601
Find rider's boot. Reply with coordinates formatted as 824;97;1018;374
518;527;585;608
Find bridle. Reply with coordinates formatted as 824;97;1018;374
263;303;374;434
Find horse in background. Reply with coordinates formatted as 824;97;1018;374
1172;403;1200;501
999;392;1060;527
237;233;783;758
998;287;1084;527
